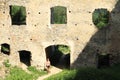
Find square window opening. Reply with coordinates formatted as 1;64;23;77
10;5;26;25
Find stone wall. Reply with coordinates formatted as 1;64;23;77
0;0;119;69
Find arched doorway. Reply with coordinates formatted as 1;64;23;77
45;45;70;69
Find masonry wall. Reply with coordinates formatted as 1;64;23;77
0;0;119;69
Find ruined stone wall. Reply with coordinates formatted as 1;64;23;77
0;0;119;69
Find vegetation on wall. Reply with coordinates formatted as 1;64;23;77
3;59;11;68
92;8;109;29
57;45;70;54
51;6;67;24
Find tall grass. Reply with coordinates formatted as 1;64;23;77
45;64;120;80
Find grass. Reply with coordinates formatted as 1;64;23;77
45;64;120;80
3;59;11;68
27;66;47;76
5;66;47;80
0;78;3;80
1;59;47;80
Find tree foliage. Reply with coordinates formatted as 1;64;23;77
58;45;70;54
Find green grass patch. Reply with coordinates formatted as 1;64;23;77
58;45;70;54
5;66;47;80
3;59;11;68
27;66;47;76
45;65;120;80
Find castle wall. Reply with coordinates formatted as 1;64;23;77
0;0;119;69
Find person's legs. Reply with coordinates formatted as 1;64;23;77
47;66;50;73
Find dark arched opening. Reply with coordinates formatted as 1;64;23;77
18;50;31;66
1;43;10;55
45;45;70;69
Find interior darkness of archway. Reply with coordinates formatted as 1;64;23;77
18;50;31;66
45;45;70;69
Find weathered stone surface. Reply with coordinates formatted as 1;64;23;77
0;0;119;69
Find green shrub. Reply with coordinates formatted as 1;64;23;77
92;8;109;29
58;45;70;54
3;59;11;68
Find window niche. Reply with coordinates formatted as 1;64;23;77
18;50;31;66
97;54;110;68
92;8;109;29
10;5;26;25
1;43;10;55
51;6;67;24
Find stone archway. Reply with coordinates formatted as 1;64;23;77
45;44;70;69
